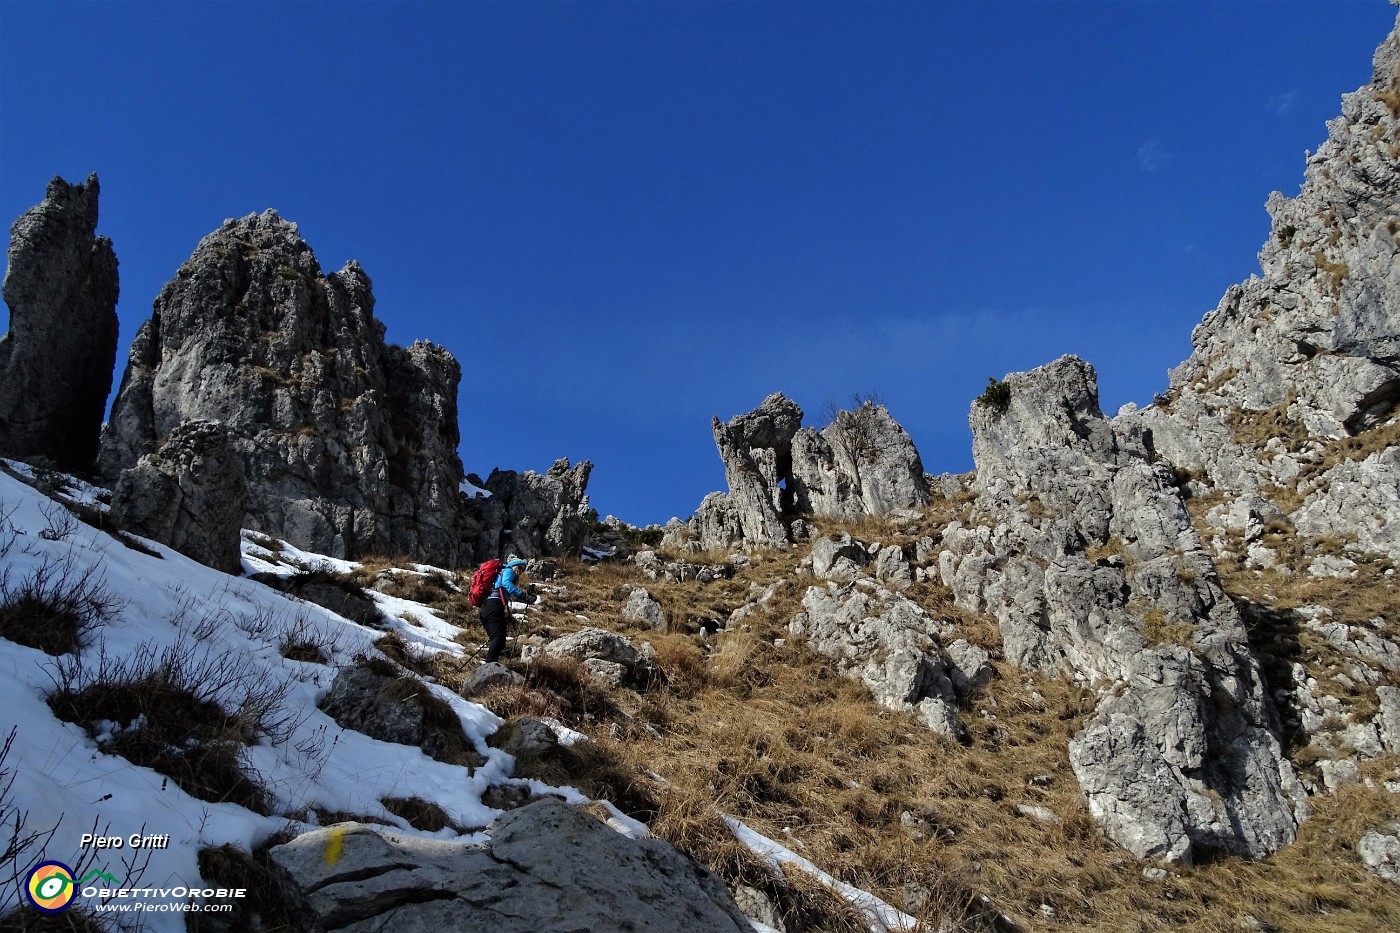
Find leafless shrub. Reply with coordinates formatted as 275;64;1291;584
233;603;279;642
0;744;149;928
37;503;79;543
819;391;886;428
0;501;20;562
0;554;122;656
46;640;301;814
0;728;60;916
277;612;346;665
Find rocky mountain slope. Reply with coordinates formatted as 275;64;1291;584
0;9;1398;933
1124;12;1400;565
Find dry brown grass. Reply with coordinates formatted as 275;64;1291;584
47;642;292;814
1197;364;1241;395
1228;394;1309;455
1137;606;1198;650
193;841;305;932
1188;490;1398;742
0;543;120;656
460;507;1400;930
1312;250;1352;290
1260;408;1400;516
381;795;458;832
537;556;644;628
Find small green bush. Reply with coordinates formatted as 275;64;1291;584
975;377;1011;412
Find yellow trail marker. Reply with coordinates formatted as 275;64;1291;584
324;827;346;866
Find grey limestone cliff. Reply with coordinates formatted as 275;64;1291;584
100;210;465;565
941;356;1306;863
0;174;119;473
462;457;594;562
1122;15;1400;562
110;419;247;574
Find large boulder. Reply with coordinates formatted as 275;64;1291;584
542;627;660;689
110;419;246;573
317;663;484;768
267;799;755;932
0;174;119;473
940;356;1306;863
99;210;465;565
622;586;666;629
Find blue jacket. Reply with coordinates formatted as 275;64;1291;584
493;560;528;600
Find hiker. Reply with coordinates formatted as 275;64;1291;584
478;556;536;662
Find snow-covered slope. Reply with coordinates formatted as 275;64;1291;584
0;467;517;927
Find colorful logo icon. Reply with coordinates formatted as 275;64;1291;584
24;861;76;913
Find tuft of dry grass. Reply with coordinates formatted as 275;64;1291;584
47;641;293;814
1227;391;1308;455
192;841;307;932
381;675;480;768
381;796;457;832
0;557;119;656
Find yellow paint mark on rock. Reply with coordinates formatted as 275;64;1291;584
324;826;346;866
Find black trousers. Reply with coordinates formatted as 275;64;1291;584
479;598;509;662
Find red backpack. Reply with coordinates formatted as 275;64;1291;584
467;558;503;607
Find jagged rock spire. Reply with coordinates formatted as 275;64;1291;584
0;174;119;472
668;393;930;551
100;210;465;565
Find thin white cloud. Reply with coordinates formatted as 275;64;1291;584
1137;137;1175;173
1267;90;1297;115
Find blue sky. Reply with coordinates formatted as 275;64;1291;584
2;1;1395;526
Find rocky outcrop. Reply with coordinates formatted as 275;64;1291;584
792;578;970;741
940;356;1306;863
712;392;803;548
0;175;119;473
268;799;755;932
634;549;734;585
461;458;593;561
109;419;246;573
1358;825;1400;883
1291;446;1400;560
790;402;930;520
99;210;465;565
1121;18;1400;558
622;586;666;629
251;569;382;628
667;394;929;551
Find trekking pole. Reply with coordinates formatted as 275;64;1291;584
457;641;488;672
